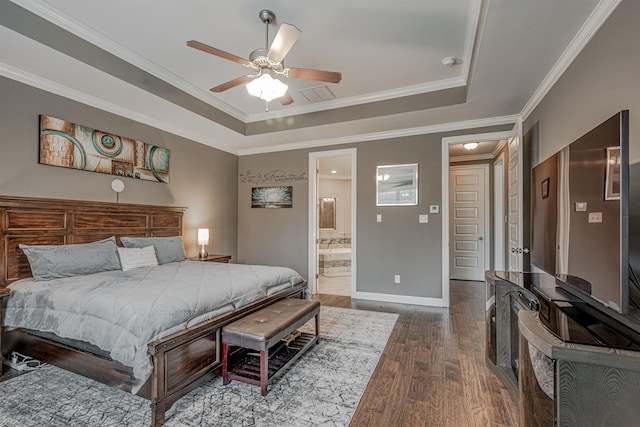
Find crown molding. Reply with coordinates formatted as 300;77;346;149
450;153;495;162
247;76;466;123
0;63;239;155
491;138;508;157
11;0;472;126
239;114;519;156
520;0;622;120
10;0;249;123
460;0;483;83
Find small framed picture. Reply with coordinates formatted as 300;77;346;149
541;177;550;199
251;186;293;208
605;146;620;200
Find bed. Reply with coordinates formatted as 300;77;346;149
0;195;308;426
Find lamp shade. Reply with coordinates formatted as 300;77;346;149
246;74;288;102
197;228;209;245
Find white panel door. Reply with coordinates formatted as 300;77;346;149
507;123;524;271
449;165;489;280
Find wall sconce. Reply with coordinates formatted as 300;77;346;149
197;228;209;259
110;179;125;202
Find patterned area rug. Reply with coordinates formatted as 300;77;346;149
0;306;397;427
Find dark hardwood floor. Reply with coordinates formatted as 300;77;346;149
314;280;518;427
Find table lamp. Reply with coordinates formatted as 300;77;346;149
197;228;209;259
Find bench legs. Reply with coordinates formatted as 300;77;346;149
222;342;229;385
260;349;268;396
315;313;320;344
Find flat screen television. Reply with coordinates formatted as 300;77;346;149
530;111;629;314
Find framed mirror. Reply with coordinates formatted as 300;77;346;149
376;164;418;206
319;197;336;229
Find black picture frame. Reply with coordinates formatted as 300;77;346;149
541;177;550;199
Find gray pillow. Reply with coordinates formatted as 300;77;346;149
120;236;187;264
20;236;122;281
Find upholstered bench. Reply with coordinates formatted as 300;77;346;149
221;298;320;396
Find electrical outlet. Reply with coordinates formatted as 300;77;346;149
588;212;602;223
377;214;382;222
394;275;401;284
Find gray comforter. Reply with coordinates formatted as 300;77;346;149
4;260;303;392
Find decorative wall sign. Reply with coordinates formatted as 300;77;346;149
39;115;170;183
251;186;293;208
240;169;307;185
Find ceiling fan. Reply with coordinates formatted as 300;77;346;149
187;9;342;107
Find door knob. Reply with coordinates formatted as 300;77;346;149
523;248;530;254
511;248;517;253
478;237;484;241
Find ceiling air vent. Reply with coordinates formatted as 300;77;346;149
299;85;336;103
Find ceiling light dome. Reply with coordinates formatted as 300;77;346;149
463;142;479;150
246;74;288;102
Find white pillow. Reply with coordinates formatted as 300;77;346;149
117;246;158;271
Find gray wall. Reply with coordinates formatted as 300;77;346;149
523;0;639;304
524;0;638;163
0;77;238;259
238;125;510;300
237;149;315;276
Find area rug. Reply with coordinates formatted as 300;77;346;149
0;306;398;427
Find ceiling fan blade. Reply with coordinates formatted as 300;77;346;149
187;40;249;66
279;91;294;105
268;23;301;63
286;68;342;84
210;75;254;93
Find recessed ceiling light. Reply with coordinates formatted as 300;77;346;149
463;142;479;150
331;170;337;174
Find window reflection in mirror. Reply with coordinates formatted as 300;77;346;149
376;164;418;206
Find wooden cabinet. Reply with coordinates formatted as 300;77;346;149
188;255;231;263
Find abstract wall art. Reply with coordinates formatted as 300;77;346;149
39;115;170;183
251;186;293;208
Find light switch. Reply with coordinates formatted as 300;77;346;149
430;205;440;214
419;214;429;223
376;214;382;223
588;212;602;223
575;202;587;212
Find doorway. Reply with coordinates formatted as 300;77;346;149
308;148;357;296
449;164;490;281
441;130;514;306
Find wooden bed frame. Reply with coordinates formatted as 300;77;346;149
0;195;307;426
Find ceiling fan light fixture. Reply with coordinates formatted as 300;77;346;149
463;142;479;150
246;74;288;102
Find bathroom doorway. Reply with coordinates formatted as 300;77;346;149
308;149;356;296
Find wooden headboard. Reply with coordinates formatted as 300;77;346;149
0;195;186;286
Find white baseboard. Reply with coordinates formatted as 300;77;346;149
352;291;447;307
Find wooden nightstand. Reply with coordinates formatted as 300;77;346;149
188;255;232;263
0;287;10;376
